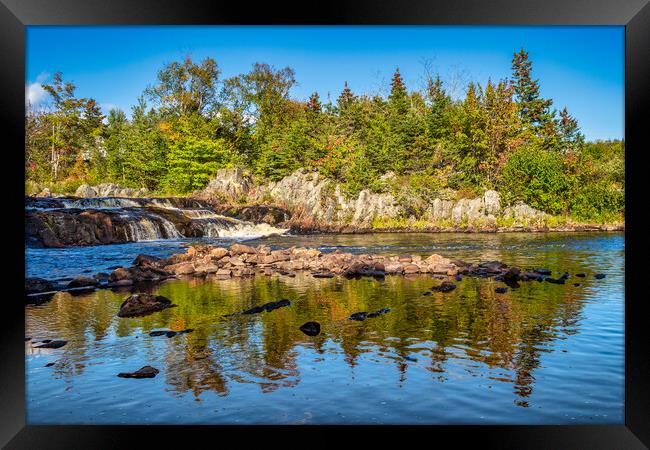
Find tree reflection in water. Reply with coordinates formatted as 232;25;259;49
26;270;592;406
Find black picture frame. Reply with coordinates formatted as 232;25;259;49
1;0;648;448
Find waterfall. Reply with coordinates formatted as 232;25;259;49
192;217;286;239
60;197;142;209
27;194;287;247
120;214;183;242
179;209;221;219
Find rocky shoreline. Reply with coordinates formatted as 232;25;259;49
26;242;606;305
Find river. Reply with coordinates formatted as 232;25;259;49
25;231;624;424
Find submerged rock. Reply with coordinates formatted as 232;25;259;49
299;321;321;336
117;294;177;318
431;281;456;293
534;268;552;275
575;273;586;278
34;340;67;349
117;365;159;379
237;299;292;315
545;277;566;285
594;273;606;279
349;308;390;321
349;312;368;321
366;307;391;318
495;287;508;294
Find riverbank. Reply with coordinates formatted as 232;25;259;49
25;191;623;249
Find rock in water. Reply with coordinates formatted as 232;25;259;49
66;276;98;289
263;299;291;312
34;340;67;349
117;365;160;379
594;274;606;279
534;268;552;275
495;287;508;294
575;273;586;278
242;305;266;315
545;277;566;285
349;312;368;321
230;243;257;255
431;281;456;293
299;322;321;336
313;272;335;278
25;277;55;294
117;294;177;318
241;299;291;315
366;307;391;318
149;330;169;337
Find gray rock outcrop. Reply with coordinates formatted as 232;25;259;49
75;183;148;198
203;168;253;200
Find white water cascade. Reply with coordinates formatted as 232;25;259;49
29;195;288;243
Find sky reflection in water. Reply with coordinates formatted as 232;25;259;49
26;232;624;424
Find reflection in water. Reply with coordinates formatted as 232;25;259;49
25;232;624;424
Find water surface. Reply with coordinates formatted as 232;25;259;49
25;232;624;424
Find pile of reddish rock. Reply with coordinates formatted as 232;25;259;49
103;243;461;285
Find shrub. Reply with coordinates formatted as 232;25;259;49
500;145;569;215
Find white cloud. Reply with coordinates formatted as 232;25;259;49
25;72;50;107
26;82;47;107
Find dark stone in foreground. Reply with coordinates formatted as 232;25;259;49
25;277;55;294
235;299;292;316
34;340;67;349
495;287;508;294
66;276;97;289
299;321;321;336
594;273;606;279
117;293;177;318
149;328;194;337
367;307;391;318
431;281;456;292
349;307;390;321
349;312;368;321
117;365;160;379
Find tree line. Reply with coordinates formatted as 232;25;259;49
25;49;624;222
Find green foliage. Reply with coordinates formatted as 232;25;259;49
500;145;569;215
164;135;240;193
24;52;624;225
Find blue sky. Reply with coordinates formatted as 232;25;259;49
26;26;624;141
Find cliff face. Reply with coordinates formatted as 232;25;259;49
200;169;550;231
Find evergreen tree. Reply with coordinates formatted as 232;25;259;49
337;82;355;113
307;92;322;113
511;49;554;137
557;107;584;152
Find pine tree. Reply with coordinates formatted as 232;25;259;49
511;49;554;135
307;92;322;113
388;68;409;115
558;107;584;152
337;82;355;113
